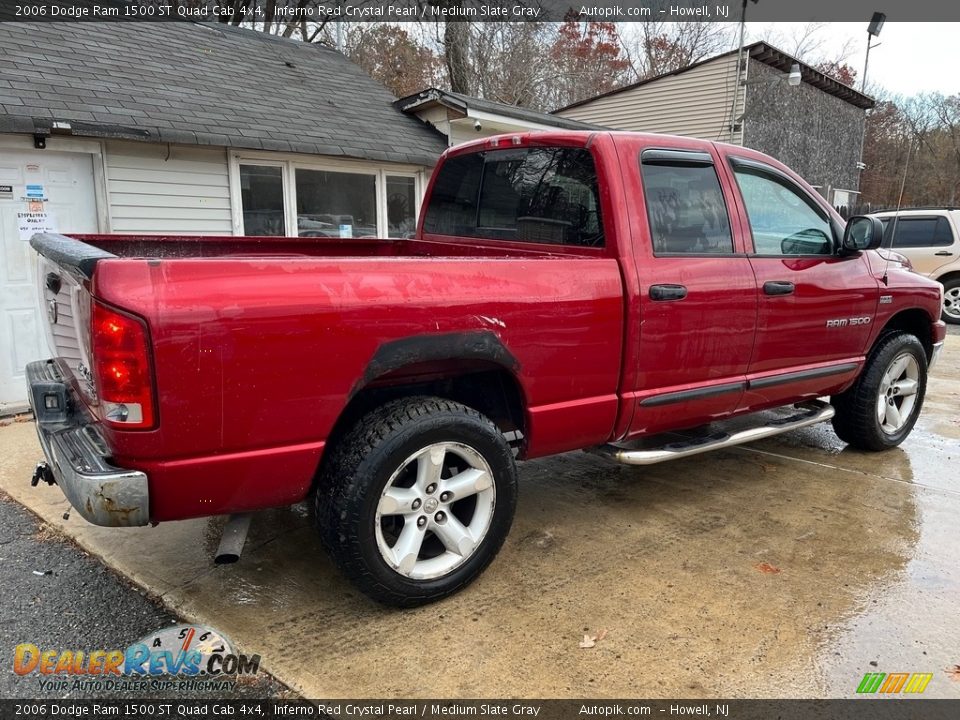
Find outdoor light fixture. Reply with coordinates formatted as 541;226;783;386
862;11;886;91
788;63;802;86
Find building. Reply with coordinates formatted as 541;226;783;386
554;41;875;206
0;21;447;413
395;88;600;147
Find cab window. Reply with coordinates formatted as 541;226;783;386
734;166;834;256
881;216;953;248
423;147;604;247
639;156;734;255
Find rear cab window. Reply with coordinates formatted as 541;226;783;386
423;147;605;248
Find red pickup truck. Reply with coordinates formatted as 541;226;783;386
27;131;945;606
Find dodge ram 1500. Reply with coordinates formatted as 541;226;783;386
27;131;946;605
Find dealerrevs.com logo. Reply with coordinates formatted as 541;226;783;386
13;624;261;693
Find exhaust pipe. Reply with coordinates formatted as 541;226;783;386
214;513;252;565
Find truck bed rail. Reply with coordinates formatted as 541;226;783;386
30;233;117;280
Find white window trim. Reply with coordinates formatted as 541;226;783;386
231;159;289;236
229;150;427;238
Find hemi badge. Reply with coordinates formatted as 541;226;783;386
880;295;893;305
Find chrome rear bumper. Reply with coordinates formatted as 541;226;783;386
26;359;150;526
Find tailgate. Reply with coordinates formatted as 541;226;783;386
31;233;114;401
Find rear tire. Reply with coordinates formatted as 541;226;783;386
942;277;960;325
831;332;927;451
315;396;518;607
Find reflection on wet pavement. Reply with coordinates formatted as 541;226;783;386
0;336;957;699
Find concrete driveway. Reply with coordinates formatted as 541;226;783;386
1;332;958;699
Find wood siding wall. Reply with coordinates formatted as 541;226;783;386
555;54;744;143
105;141;232;234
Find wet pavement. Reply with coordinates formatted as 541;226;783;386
0;331;957;700
0;493;293;700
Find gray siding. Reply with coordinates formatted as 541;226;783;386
105;141;232;234
742;60;865;192
555;54;744;143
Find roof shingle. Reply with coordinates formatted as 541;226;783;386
0;22;447;166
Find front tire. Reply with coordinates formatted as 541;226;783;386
942;277;960;325
831;332;928;451
316;397;518;607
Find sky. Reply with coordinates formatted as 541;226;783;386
750;22;960;98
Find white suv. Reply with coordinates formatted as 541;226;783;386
871;208;960;324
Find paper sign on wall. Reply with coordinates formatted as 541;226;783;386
17;211;57;242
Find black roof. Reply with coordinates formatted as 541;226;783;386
554;41;875;113
396;88;606;131
0;22;447;166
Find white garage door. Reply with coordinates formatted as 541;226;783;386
0;150;98;412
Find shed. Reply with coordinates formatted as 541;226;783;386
554;41;875;204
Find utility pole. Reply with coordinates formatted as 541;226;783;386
727;0;759;143
857;12;886;208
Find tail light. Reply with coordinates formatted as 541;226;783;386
90;301;156;430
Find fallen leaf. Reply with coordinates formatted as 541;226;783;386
754;562;782;575
946;665;960;681
596;629;608;642
578;634;596;649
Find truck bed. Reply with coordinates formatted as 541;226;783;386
72;233;591;262
32;231;626;521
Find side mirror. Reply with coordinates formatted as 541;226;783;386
842;216;884;253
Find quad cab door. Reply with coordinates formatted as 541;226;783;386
617;138;758;438
720;155;878;411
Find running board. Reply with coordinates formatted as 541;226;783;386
591;400;835;466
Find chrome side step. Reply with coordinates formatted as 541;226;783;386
591;400;835;466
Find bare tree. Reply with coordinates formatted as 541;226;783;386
545;18;632;110
470;23;557;108
860;91;960;208
630;21;733;79
345;25;445;98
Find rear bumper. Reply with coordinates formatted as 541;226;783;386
26;359;150;526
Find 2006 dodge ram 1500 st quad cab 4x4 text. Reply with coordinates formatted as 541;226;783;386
26;131;946;606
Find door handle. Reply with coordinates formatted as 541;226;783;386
934;251;953;256
649;284;687;301
763;281;795;296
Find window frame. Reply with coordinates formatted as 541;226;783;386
384;172;421;239
236;160;289;237
229;150;425;238
638;148;740;258
728;156;841;258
